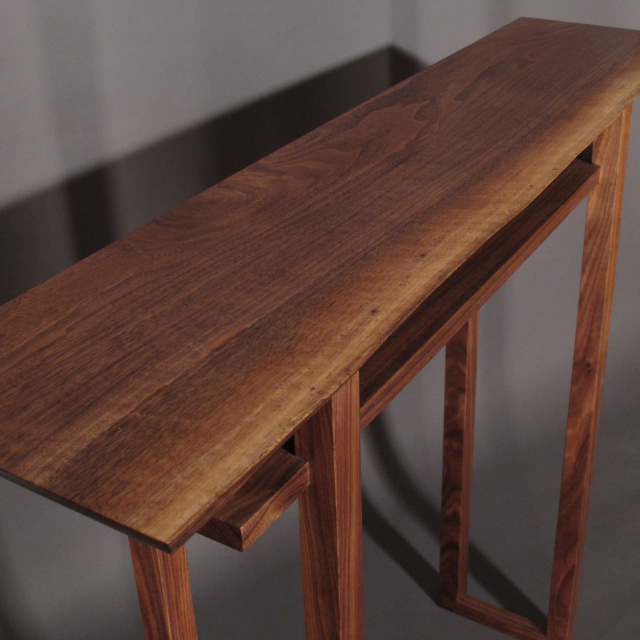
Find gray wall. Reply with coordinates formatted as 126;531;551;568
0;0;390;207
1;2;639;639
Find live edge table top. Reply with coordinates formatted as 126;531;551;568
2;18;640;552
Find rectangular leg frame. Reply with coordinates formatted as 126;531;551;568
438;106;632;640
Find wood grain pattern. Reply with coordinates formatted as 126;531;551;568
295;374;363;640
546;105;632;640
1;19;640;551
438;319;549;640
435;107;633;640
452;595;546;640
439;314;478;609
129;539;198;640
360;159;599;428
198;447;310;551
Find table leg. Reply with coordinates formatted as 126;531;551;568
295;372;364;640
438;313;547;638
546;105;633;640
129;538;198;640
439;313;478;609
438;106;632;640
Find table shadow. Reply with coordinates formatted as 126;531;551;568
362;414;546;629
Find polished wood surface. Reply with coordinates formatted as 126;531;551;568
439;315;478;610
435;107;633;640
2;18;639;552
359;158;599;428
129;539;198;640
0;17;639;640
295;374;363;640
450;596;546;640
198;447;310;551
547;105;632;640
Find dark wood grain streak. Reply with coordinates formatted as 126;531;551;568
360;159;600;428
129;539;198;640
198;447;310;551
295;374;363;640
439;314;478;609
546;105;632;640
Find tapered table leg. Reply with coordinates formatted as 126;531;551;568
546;106;633;640
295;373;364;640
129;538;198;640
437;108;633;640
439;313;478;608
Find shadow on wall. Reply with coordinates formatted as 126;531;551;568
0;46;422;306
362;414;547;629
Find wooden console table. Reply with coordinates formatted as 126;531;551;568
1;18;639;640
